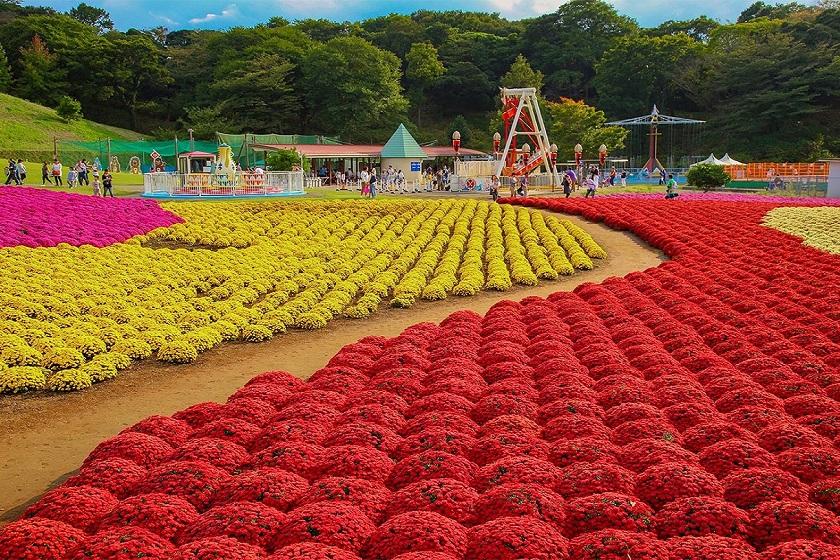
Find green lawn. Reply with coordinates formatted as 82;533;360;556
0;93;143;152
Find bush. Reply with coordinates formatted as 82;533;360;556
687;164;730;192
56;96;83;122
266;149;308;171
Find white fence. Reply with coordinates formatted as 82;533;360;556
144;171;305;197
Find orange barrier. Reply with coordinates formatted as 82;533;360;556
725;162;828;180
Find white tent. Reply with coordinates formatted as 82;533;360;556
692;153;726;166
719;153;746;166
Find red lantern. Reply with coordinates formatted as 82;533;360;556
493;132;501;157
452;131;461;156
574;144;583;167
599;144;608;166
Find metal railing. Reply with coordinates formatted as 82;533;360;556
143;171;305;197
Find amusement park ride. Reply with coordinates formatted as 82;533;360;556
493;88;561;186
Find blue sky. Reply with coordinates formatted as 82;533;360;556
32;0;819;30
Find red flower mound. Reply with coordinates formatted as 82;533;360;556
666;536;759;560
548;437;618;467
387;450;477;490
212;468;309;512
123;415;192;447
470;393;538;424
97;493;199;540
635;462;723;510
323;423;402;455
0;518;87;560
394;428;476;460
65;457;148;498
465;516;569;560
363;511;467;559
251;420;329;450
271;503;375;553
748;500;839;551
557;462;635;498
83;431;174;469
404;393;473;418
177;501;285;548
470;483;565;530
389;554;459;560
722;468;809;509
297;477;391;523
610;418;681;447
569;529;668;560
542;414;610;442
757;422;827;453
190;418;262;448
775;448;840;484
249;442;325;478
402;412;478;437
269;542;361;559
809;477;840;514
173;536;268;559
173;437;250;473
565;492;655;537
337;404;406;433
24;485;118;532
136;460;232;510
682;422;754;453
313;445;394;483
760;539;840;560
270;543;361;559
473;456;561;492
384;478;477;524
68;527;175;560
654;496;749;539
469;431;549;466
698;439;777;479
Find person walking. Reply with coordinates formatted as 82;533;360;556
609;167;617;186
562;173;572;198
584;173;598;198
51;159;63;186
92;173;101;197
396;169;406;193
102;170;114;197
489;174;500;202
16;160;27;184
78;160;89;186
4;160;18;185
360;167;370;197
41;161;50;185
620;170;627;187
369;168;378;199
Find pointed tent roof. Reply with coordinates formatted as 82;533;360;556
380;124;428;159
692;153;726;166
720;153;746;166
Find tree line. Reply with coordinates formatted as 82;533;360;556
0;0;837;160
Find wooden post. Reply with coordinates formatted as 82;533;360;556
53;137;58;159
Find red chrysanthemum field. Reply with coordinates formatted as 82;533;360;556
2;197;838;559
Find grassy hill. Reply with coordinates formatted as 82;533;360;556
0;93;143;154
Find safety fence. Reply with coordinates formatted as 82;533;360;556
143;171;305;198
725;162;828;181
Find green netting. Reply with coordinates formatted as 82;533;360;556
216;133;340;168
60;139;219;159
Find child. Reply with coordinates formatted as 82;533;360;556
67;167;77;189
562;173;572;198
102;170;114;197
665;174;678;199
620;170;627;187
584;174;597;198
489;175;500;202
92;174;101;196
41;162;50;185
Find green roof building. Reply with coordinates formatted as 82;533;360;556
380;124;428;185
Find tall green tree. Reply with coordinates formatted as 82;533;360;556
594;34;703;117
68;2;112;32
500;54;544;93
521;0;638;98
211;53;300;133
544;97;627;160
738;1;810;22
427;61;496;115
103;32;171;129
405;41;444;127
15;34;62;105
0;43;11;92
302;36;408;140
648;17;720;41
447;114;472;147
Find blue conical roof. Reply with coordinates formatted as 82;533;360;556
381;124;427;158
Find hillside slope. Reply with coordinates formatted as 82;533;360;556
0;93;143;152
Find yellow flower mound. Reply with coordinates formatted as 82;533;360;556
763;207;840;255
0;199;606;393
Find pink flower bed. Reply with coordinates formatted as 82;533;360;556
0;187;181;248
604;191;840;205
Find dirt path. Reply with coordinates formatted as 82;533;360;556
0;214;664;521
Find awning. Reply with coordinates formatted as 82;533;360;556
692;153;726;166
720;153;746;166
251;143;486;159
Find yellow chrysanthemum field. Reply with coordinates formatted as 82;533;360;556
764;207;840;255
0;199;606;394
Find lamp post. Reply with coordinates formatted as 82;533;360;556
522;143;531;165
493;132;501;160
599;144;608;168
574;143;583;169
452;130;461;158
188;128;195;153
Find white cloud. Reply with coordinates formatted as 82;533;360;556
189;4;239;24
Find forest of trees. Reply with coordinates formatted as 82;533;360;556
0;0;838;160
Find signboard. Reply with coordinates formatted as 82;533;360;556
150;149;161;160
410;161;421;172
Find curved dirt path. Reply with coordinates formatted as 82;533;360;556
0;214;665;520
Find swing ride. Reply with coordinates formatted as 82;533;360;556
494;88;560;186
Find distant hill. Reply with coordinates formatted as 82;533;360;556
0;93;143;158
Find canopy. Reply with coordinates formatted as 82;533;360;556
693;153;726;166
720;153;746;166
